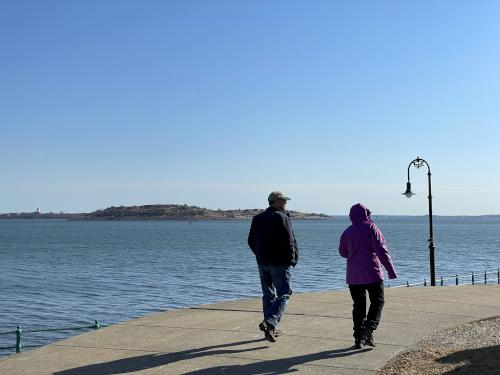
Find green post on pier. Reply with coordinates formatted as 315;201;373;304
15;326;21;353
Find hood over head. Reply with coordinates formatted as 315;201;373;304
349;203;372;224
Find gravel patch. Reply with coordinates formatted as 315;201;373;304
379;316;500;375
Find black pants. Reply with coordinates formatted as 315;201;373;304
348;281;385;339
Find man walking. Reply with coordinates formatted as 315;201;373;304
248;191;299;342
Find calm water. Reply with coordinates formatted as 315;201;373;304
1;217;499;354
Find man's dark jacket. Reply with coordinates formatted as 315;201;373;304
248;207;299;266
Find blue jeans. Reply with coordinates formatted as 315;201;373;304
258;264;293;329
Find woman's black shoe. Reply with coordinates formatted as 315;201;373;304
363;329;375;347
354;339;363;349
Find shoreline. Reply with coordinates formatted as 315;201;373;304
0;216;330;221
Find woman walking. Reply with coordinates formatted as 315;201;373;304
339;203;397;349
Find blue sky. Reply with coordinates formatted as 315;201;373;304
1;1;500;215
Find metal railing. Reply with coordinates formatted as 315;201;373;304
0;320;102;354
388;268;500;288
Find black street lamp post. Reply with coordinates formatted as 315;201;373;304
403;157;436;286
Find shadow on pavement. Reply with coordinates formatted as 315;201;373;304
438;344;500;374
53;338;372;375
53;338;267;375
184;346;373;374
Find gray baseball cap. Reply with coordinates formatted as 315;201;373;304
268;191;291;203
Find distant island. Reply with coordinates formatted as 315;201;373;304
0;204;330;220
2;206;500;221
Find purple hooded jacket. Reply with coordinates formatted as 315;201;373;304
339;203;397;285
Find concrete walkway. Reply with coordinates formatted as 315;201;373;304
1;285;499;374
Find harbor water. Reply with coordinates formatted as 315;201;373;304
1;217;499;354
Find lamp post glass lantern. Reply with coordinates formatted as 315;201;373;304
403;182;414;198
403;157;436;286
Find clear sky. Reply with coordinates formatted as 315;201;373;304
2;1;500;215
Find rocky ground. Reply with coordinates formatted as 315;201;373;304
379;316;500;375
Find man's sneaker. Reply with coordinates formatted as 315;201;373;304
259;321;276;342
258;321;267;332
